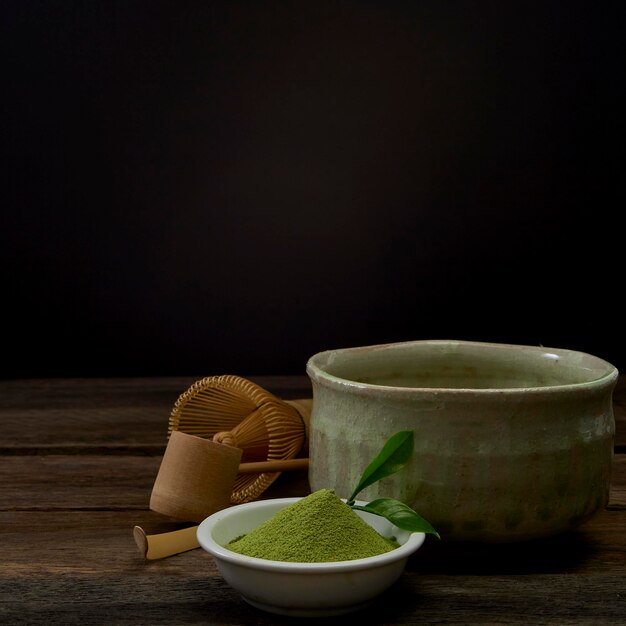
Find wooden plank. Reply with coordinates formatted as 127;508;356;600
0;572;624;625
610;455;626;509
413;506;626;575
0;376;313;450
2;507;624;577
1;454;624;511
0;511;217;576
1;509;625;624
0;455;311;511
2;455;625;624
3;462;622;620
0;455;162;510
0;377;197;450
0;376;622;449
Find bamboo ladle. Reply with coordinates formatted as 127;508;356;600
135;453;308;560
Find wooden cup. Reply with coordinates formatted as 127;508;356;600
150;430;242;522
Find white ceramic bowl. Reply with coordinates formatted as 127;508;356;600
196;497;426;617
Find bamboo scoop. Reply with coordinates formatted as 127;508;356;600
138;431;309;560
135;449;308;560
136;376;312;560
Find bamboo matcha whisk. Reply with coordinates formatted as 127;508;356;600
168;374;312;503
138;375;312;560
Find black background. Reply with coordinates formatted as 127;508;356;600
2;1;624;379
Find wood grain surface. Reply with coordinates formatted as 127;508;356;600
1;376;625;625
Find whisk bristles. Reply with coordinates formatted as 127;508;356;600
168;375;271;438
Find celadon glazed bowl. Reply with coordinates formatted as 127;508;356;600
196;497;426;617
306;340;619;542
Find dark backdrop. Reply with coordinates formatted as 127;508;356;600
2;1;623;379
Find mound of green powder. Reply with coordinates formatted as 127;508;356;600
225;488;399;562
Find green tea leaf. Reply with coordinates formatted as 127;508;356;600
343;430;439;538
346;430;414;504
353;498;440;538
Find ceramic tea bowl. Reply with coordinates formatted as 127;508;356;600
306;340;619;543
196;497;425;617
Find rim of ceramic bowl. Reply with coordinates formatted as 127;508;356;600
196;497;426;573
306;339;618;397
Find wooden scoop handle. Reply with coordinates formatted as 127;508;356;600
237;457;308;474
134;525;200;560
136;457;309;560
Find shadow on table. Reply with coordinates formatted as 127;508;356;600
407;529;593;575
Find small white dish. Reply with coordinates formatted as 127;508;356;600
196;496;426;617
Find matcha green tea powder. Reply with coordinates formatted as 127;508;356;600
226;489;400;562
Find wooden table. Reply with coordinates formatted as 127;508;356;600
2;375;625;625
